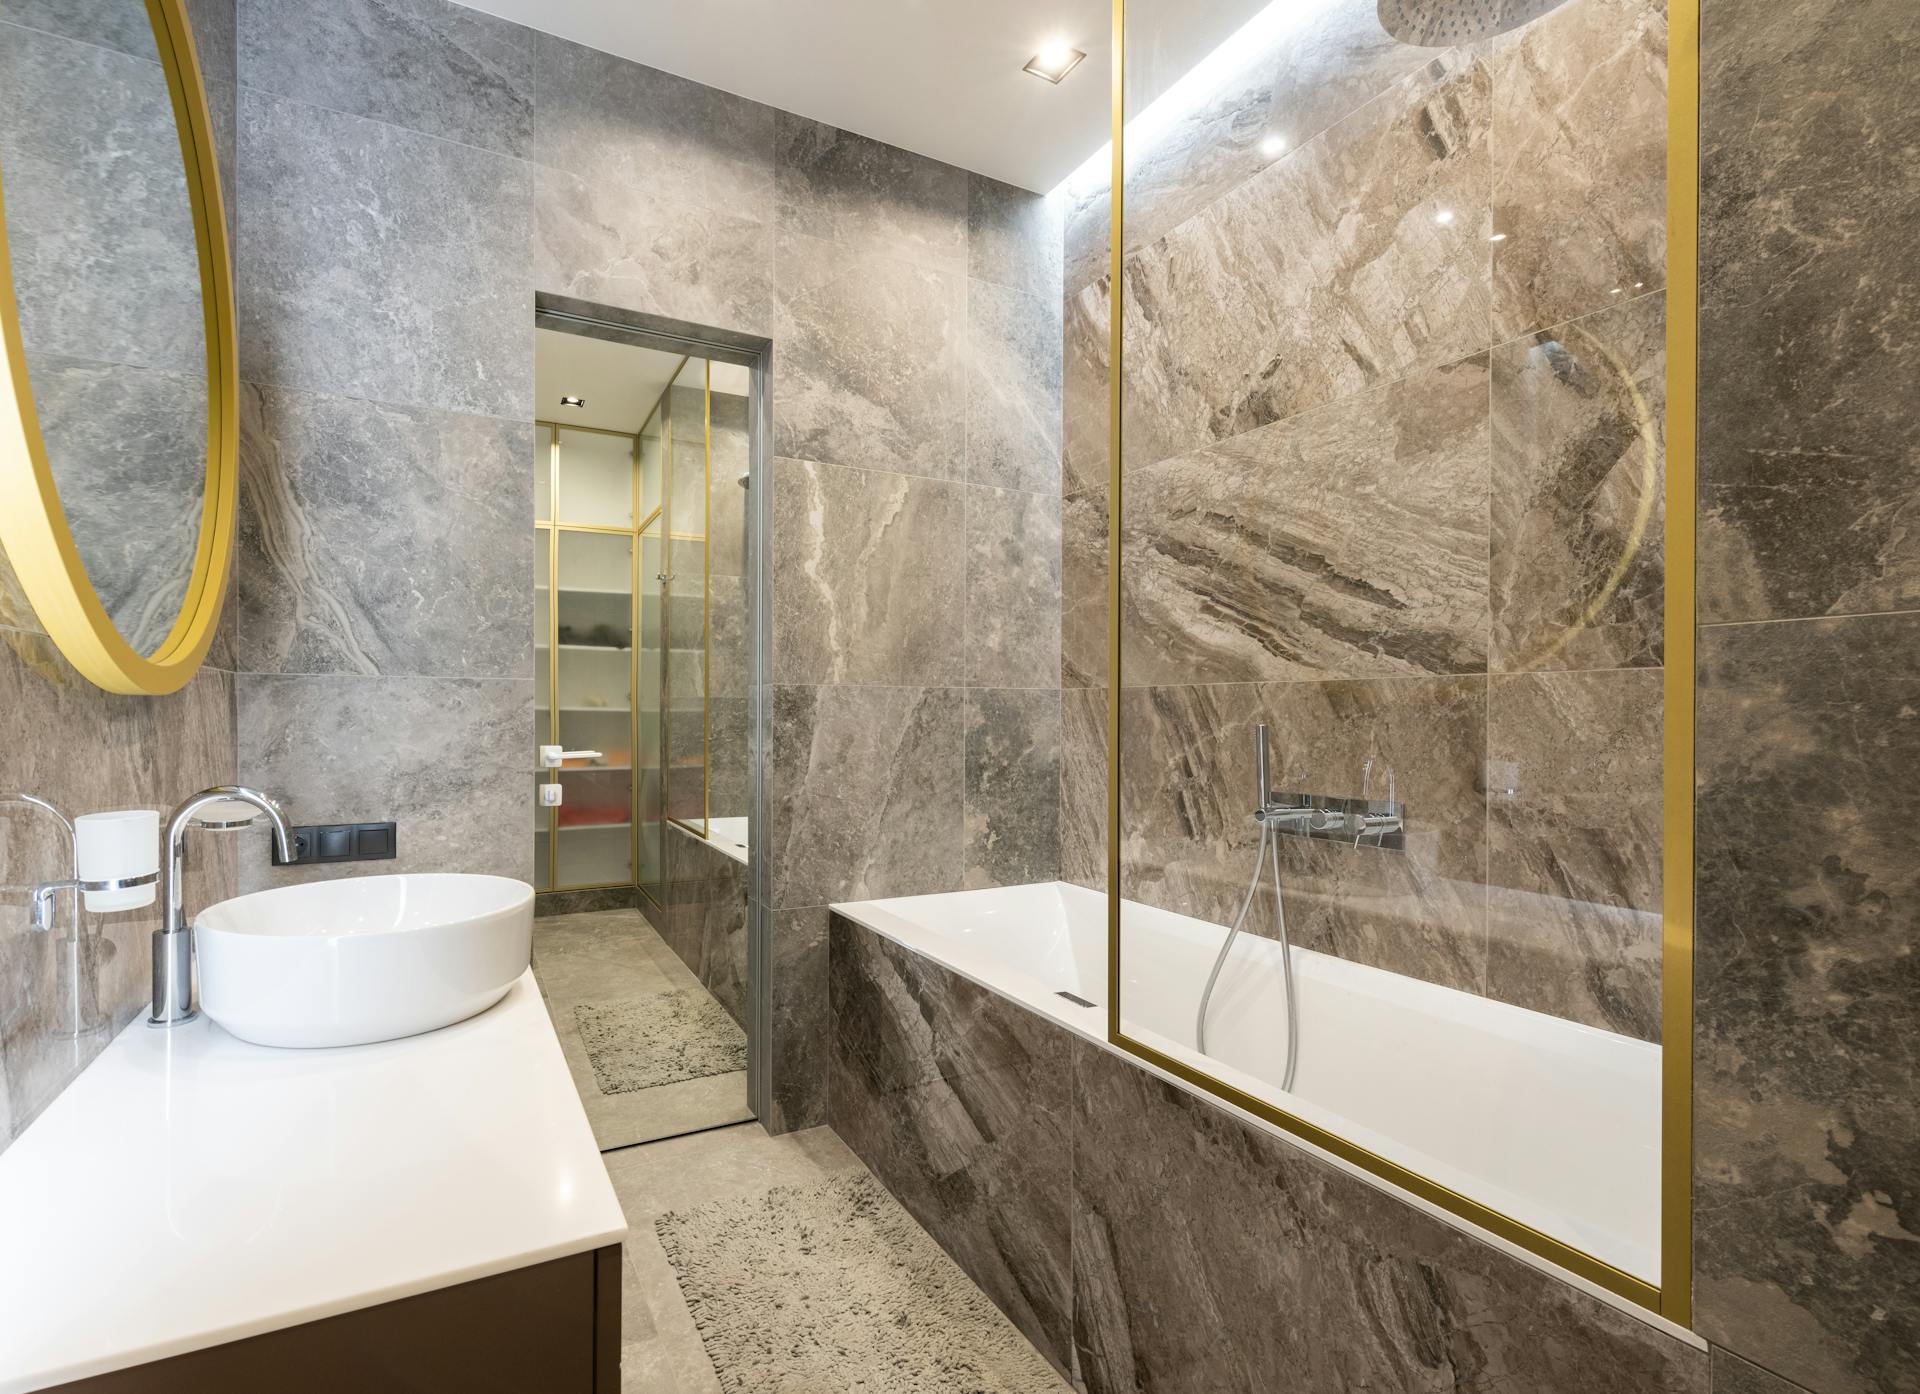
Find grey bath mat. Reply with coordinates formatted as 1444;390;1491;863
655;1172;1066;1393
572;992;747;1094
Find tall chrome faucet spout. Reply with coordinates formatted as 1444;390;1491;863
151;786;292;1028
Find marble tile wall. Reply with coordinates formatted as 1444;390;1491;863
0;0;239;1152
227;0;1065;1135
660;828;748;1031
1062;0;1673;1038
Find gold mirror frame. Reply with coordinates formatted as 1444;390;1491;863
0;0;236;696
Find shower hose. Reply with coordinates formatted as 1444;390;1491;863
1194;815;1299;1092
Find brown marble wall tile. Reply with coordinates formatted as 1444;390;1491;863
1119;676;1489;993
1071;1037;1707;1393
1060;489;1109;691
1491;291;1666;672
1060;687;1109;894
1118;50;1492;473
769;456;964;687
1696;0;1920;626
1694;614;1920;1394
0;628;236;1150
534;885;637;918
966;278;1062;496
1487;0;1668;340
1485;668;1663;1038
769;904;829;1133
964;689;1062;890
1122;354;1490;687
829;914;1072;1373
965;485;1061;690
767;685;964;909
1712;1350;1818;1394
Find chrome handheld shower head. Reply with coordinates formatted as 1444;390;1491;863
1253;722;1270;813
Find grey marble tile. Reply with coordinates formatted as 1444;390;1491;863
1119;677;1489;994
0;22;206;373
1119;51;1492;472
1059;687;1108;893
237;87;532;419
533;164;774;342
829;913;1072;1372
0;630;235;1150
1711;1351;1815;1394
1694;613;1920;1394
707;696;750;822
530;32;774;224
1122;354;1490;687
662;831;748;1029
2;0;155;55
708;573;751;700
769;905;828;1133
1061;276;1109;500
1491;291;1666;672
967;175;1064;304
1696;0;1920;626
236;383;533;679
967;279;1062;496
965;486;1060;690
235;673;532;892
772;229;967;481
774;112;966;270
1488;0;1668;341
1060;490;1109;691
1485;668;1662;1039
535;885;638;918
237;0;532;157
1070;1038;1707;1393
708;390;751;577
770;457;964;687
768;685;963;908
965;690;1062;890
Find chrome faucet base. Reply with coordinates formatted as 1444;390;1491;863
155;787;294;1026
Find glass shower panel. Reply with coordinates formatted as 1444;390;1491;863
534;423;553;522
637;525;666;899
1110;0;1673;1299
664;358;708;836
639;410;664;521
554;528;635;888
534;526;553;892
556;426;635;529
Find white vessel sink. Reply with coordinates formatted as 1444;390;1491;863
195;874;534;1048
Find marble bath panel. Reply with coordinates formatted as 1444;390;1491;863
530;31;774;224
0;630;235;1151
663;831;749;1029
965;485;1061;691
768;904;829;1133
1058;687;1109;894
767;685;964;909
1694;614;1920;1394
1487;0;1668;341
1490;291;1667;672
1122;354;1490;688
0;21;206;375
1118;677;1489;994
774;112;967;271
1070;1039;1707;1393
1696;0;1920;626
1060;489;1110;691
237;88;533;421
236;0;533;157
1062;0;1446;297
236;673;533;892
1118;51;1493;474
964;690;1063;891
1061;276;1111;501
967;175;1064;305
769;457;965;688
1484;668;1662;1039
966;278;1063;497
236;384;533;680
532;164;774;342
829;914;1073;1373
772;229;968;482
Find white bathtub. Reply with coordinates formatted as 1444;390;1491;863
831;880;1660;1287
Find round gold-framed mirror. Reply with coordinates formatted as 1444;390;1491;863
0;0;235;696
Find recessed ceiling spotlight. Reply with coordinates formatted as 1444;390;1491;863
1433;208;1455;225
1260;134;1287;158
560;395;586;408
1024;41;1086;84
1489;232;1508;242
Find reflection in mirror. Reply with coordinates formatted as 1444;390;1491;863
0;3;211;655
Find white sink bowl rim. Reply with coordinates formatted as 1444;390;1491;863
195;874;534;1048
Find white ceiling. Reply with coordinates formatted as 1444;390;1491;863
458;0;1268;192
535;330;750;434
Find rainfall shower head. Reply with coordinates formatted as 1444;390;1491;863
1376;0;1570;44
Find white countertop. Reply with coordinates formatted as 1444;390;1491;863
0;971;627;1392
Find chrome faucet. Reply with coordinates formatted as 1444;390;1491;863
151;786;292;1028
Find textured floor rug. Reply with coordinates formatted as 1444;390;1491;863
655;1172;1066;1393
573;992;747;1094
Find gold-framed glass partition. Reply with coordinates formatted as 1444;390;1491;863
1101;0;1696;1321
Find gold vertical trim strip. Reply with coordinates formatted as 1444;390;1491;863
1660;0;1700;1330
1104;0;1126;1044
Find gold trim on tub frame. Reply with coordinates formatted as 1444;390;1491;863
0;0;236;696
1103;0;1699;1324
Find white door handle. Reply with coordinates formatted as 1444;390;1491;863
539;745;603;769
